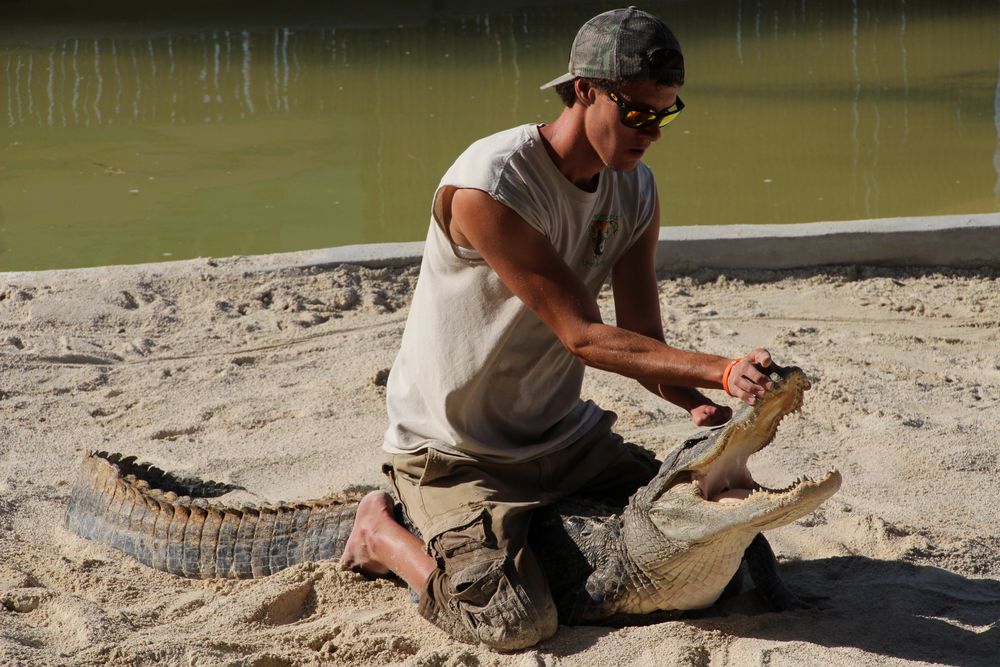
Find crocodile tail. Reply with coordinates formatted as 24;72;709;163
64;451;365;579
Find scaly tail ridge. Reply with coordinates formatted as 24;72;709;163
64;451;366;579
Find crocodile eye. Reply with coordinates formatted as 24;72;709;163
680;434;710;450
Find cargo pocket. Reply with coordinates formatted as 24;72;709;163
426;505;498;566
450;556;507;607
423;506;556;649
419;447;474;486
449;550;553;649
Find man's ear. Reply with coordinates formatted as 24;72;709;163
574;79;598;107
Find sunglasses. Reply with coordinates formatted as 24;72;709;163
607;90;685;129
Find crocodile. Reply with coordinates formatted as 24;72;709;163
64;365;841;623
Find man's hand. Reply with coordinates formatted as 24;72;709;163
725;349;776;405
690;403;733;426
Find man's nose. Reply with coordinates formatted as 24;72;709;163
639;124;662;142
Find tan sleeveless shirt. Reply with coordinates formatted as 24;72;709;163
383;124;658;462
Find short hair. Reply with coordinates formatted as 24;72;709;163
554;77;615;107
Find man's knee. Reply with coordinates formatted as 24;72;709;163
415;504;558;649
421;555;558;650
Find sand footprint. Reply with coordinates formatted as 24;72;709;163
254;579;317;626
149;424;203;441
187;575;319;631
2;589;130;652
4;335;26;350
110;291;140;310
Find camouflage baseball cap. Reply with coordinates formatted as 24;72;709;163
540;6;684;90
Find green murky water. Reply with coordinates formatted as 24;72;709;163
1;0;999;271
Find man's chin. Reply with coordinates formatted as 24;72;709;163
608;159;642;173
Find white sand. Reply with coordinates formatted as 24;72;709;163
1;253;998;666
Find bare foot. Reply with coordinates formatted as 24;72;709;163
690;403;732;427
340;491;396;578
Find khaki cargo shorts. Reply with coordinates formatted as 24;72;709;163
383;411;659;650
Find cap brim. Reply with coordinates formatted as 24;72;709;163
539;72;576;90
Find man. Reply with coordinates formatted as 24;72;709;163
341;8;776;649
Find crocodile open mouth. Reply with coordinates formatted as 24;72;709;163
646;366;842;542
687;367;839;507
707;474;838;504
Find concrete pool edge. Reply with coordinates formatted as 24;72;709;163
652;212;1000;272
237;212;1000;274
3;213;999;281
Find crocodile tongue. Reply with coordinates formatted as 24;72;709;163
713;488;753;504
696;451;755;502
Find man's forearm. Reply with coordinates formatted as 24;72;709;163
639;380;715;408
567;322;730;388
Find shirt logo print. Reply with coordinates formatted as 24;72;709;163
585;214;620;267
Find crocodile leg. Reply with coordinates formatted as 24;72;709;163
744;533;811;611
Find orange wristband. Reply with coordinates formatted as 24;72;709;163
721;358;740;397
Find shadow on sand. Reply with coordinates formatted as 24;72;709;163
547;556;1000;666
